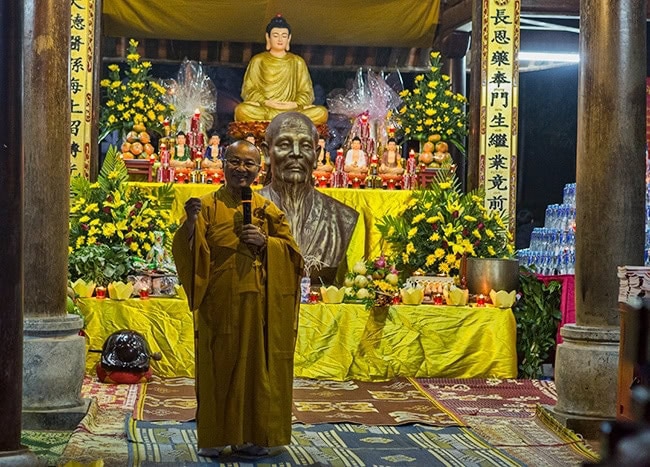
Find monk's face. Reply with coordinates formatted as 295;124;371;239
269;119;317;184
224;141;261;189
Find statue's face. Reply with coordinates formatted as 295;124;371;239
351;140;361;150
209;135;220;146
267;27;290;53
177;134;186;145
387;141;397;151
270;120;317;184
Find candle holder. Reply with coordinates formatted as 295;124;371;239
476;294;486;306
95;286;106;300
433;293;444;305
139;288;150;300
308;290;320;304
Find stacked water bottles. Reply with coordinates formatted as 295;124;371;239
517;183;576;275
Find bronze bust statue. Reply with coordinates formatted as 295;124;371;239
259;112;359;284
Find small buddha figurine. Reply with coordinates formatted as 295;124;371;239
315;137;333;173
202;132;223;170
344;136;367;175
418;141;435;167
170;132;193;169
234;15;328;125
432;141;452;167
379;138;404;175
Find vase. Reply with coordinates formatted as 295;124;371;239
465;257;519;296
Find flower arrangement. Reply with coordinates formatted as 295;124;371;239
397;51;468;152
99;39;175;141
342;256;401;309
68;146;178;286
376;171;514;278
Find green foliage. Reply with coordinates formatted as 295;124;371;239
376;171;514;277
68;145;178;284
68;243;132;287
513;267;562;379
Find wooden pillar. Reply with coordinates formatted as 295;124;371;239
552;0;646;437
22;0;87;429
467;0;483;192
0;0;38;462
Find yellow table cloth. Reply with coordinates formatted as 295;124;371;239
79;296;195;377
127;182;413;269
77;297;517;380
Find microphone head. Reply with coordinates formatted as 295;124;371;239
241;187;252;201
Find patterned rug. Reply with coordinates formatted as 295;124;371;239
414;377;558;418
292;377;465;426
126;417;522;466
463;406;600;466
81;374;142;412
21;430;73;466
133;376;196;422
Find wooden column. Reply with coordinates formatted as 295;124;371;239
0;0;33;461
467;0;483;192
552;0;646;437
22;0;87;429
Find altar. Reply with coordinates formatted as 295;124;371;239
77;297;517;381
127;182;413;270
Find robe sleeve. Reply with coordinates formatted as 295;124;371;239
240;55;265;104
172;202;211;312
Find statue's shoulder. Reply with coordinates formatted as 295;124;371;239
315;191;359;225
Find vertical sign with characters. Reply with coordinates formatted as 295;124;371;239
479;0;520;233
70;0;96;179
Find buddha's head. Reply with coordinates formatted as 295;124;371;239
264;112;318;186
265;14;291;53
350;136;362;150
386;138;397;152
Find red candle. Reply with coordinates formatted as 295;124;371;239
139;288;149;300
309;290;320;304
477;294;485;306
433;293;443;305
95;286;106;300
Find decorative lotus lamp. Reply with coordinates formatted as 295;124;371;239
71;278;96;298
107;281;135;300
445;286;469;306
489;289;517;308
320;285;346;304
400;286;424;305
174;284;188;301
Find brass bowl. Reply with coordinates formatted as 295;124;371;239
466;257;519;296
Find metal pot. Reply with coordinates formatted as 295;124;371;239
465;257;520;296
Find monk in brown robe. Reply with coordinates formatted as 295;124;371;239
259;112;359;284
172;140;303;458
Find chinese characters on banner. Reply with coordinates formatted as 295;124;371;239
479;0;520;233
70;0;96;179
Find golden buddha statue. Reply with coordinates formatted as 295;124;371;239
234;15;328;125
379;138;404;175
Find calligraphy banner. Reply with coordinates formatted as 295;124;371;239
70;0;97;179
479;0;520;233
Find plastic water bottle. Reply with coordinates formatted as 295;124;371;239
300;276;311;304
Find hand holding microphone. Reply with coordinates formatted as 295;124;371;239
240;187;267;251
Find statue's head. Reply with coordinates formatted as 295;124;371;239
264;112;318;186
265;14;292;53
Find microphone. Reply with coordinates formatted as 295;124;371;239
241;187;252;225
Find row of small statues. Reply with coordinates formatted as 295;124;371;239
313;137;452;177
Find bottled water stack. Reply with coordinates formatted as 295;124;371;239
516;183;576;275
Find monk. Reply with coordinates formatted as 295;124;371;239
259;112;359;284
234;15;328;124
172;140;303;459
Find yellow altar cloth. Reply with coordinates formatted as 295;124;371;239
77;297;517;380
79;296;195;378
127;182;413;270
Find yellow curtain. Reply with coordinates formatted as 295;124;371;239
103;0;440;48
